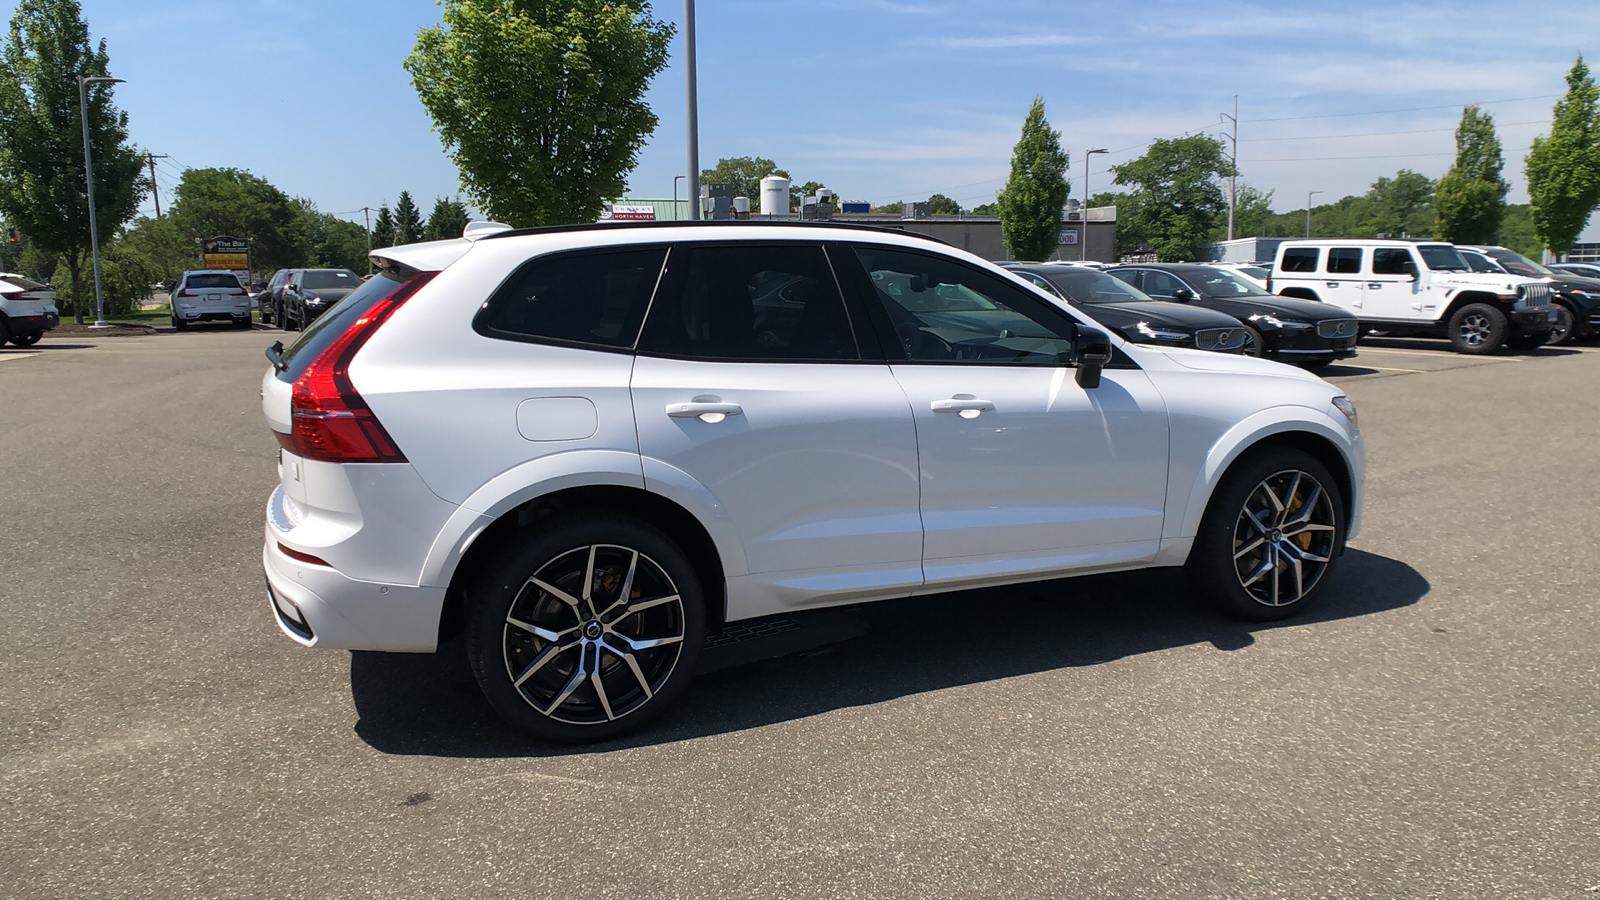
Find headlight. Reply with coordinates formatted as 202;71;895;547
1135;321;1190;341
1332;396;1358;429
1249;314;1311;330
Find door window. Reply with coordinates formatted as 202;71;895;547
1280;248;1320;272
1372;248;1418;276
852;246;1076;364
638;244;858;361
1140;270;1188;297
476;246;667;349
1327;248;1363;274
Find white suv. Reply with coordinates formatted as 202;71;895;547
170;270;252;330
261;222;1366;742
0;272;59;346
1270;239;1557;353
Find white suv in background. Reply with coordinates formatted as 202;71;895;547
261;222;1366;742
0;272;59;346
169;270;252;330
1270;239;1557;353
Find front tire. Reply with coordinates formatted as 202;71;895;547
465;513;706;743
1545;305;1575;346
1186;448;1346;621
1447;303;1506;354
1238;325;1264;358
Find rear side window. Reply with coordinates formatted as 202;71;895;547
639;244;858;361
1372;249;1417;276
477;247;665;349
276;271;408;382
1327;248;1363;274
186;273;243;290
1280;248;1319;273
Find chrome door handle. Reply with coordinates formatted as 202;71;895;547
666;401;743;421
1326;281;1340;288
931;397;995;417
1368;283;1382;289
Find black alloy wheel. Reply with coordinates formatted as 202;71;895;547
1238;325;1264;358
1188;448;1345;620
466;513;705;743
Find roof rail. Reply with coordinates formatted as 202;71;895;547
476;218;953;247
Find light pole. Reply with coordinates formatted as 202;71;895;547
1219;95;1238;240
1082;148;1108;260
1306;190;1323;237
673;175;685;220
684;0;700;221
79;75;124;328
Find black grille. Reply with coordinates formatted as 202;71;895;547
1317;319;1358;339
1195;327;1246;351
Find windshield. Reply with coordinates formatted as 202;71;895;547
1193;268;1273;296
1042;269;1154;304
1237;266;1269;280
1481;247;1555;277
1461;252;1504;274
301;270;362;290
1416;246;1469;271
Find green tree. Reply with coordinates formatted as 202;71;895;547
1110;134;1235;261
370;204;395;250
1434;106;1509;244
166;167;300;271
424;196;470;240
0;0;146;322
970;202;998;216
998;97;1070;261
701;156;789;205
407;0;675;226
1224;184;1274;239
1363;169;1435;237
1497;204;1542;259
927;193;962;216
117;214;198;283
393;190;424;244
873;201;905;215
1525;54;1600;256
789;179;830;212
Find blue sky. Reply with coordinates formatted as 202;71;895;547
15;0;1592;227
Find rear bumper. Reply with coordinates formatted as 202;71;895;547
4;312;58;333
262;487;447;652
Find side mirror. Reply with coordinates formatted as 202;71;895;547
1171;287;1194;302
1076;326;1113;389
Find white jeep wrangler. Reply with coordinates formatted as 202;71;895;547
1270;239;1558;353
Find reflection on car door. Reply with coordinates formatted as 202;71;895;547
846;245;1169;588
630;242;924;614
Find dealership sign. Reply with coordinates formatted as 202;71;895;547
601;205;657;221
1058;228;1079;246
202;236;251;272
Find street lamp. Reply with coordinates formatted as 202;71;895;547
78;75;124;329
1306;190;1323;238
684;0;700;221
1082;148;1109;260
673;175;685;220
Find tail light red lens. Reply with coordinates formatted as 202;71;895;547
287;271;436;463
176;288;191;297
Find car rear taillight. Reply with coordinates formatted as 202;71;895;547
176;288;192;297
287;271;436;463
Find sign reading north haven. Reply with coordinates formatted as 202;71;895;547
202;236;251;272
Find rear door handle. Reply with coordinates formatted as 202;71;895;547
1368;283;1382;289
1326;281;1340;288
666;401;743;421
931;397;995;418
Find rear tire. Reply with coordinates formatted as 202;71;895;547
172;316;188;332
465;513;706;743
1186;447;1346;621
1447;303;1506;354
10;330;43;347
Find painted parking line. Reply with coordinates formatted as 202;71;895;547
0;352;41;364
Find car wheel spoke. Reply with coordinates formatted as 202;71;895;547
514;640;577;687
1234;536;1265;559
597;549;641;621
506;616;575;643
528;576;582;610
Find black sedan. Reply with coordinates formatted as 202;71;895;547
1461;245;1600;345
280;268;365;331
1108;264;1360;369
1007;264;1250;354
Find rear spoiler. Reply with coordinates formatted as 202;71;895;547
368;220;513;277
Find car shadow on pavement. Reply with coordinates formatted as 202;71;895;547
0;343;97;352
349;548;1427;758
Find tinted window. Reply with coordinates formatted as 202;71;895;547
639;244;856;361
1372;248;1417;276
1140;270;1188;297
1043;269;1154;304
1480;246;1553;277
301;270;361;289
1108;270;1142;291
1280;248;1319;273
276;271;408;382
1462;252;1503;274
1193;268;1272;296
854;246;1076;365
478;247;665;349
1327;248;1363;274
1416;246;1470;272
186;273;243;290
2;275;47;290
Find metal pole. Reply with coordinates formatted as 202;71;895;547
146;152;168;217
1083;148;1108;261
1220;96;1237;241
79;76;122;329
1306;190;1323;237
674;175;685;220
684;0;700;221
363;207;372;273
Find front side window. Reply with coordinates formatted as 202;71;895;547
477;246;667;349
1044;269;1154;304
1327;248;1363;274
1140;270;1188;297
1415;245;1469;272
1372;248;1418;276
638;244;857;361
853;246;1076;365
1281;248;1320;272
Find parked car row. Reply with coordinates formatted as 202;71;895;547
255;268;365;331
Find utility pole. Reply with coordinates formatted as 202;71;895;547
146;152;169;217
79;75;124;329
684;0;700;221
1082;148;1109;261
1219;95;1238;241
1306;190;1323;237
362;207;373;273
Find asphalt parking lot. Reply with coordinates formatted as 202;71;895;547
2;328;1597;899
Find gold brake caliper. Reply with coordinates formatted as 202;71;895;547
1287;485;1314;549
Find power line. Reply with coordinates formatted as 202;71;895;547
1242;93;1559;123
1240;119;1548;143
1243;146;1533;163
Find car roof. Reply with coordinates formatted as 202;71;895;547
1276;239;1452;248
181;270;244;277
477;219;953;247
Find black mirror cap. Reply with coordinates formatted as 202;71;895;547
1076;325;1113;389
1172;287;1194;301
